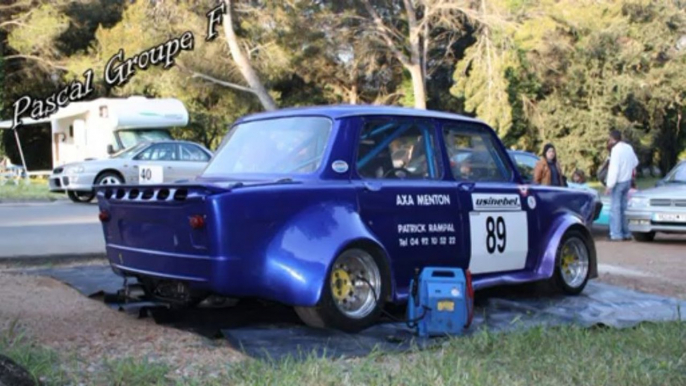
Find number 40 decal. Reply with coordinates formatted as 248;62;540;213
486;216;506;254
140;168;152;181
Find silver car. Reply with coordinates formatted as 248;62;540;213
627;160;686;241
49;140;213;203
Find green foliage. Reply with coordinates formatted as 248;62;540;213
1;0;685;174
6;4;70;56
454;0;686;175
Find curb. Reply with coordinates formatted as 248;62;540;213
0;253;107;267
0;198;66;205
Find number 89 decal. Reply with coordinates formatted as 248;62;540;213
486;216;506;254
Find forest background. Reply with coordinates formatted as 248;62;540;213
1;0;685;178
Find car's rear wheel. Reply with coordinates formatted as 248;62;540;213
550;229;591;295
67;190;95;203
632;231;655;242
294;248;388;333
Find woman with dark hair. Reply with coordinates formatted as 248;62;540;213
533;143;565;186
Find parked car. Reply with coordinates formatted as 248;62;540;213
456;148;603;221
626;160;686;241
95;106;598;333
50;140;213;203
506;150;538;184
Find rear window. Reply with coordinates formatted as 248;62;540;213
203;116;332;176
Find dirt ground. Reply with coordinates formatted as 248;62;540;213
592;229;686;299
0;270;243;379
0;229;684;378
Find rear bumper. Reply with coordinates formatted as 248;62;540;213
104;241;326;307
107;244;232;290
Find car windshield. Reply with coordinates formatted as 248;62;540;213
116;129;173;149
202;116;332;176
110;142;148;159
664;162;686;183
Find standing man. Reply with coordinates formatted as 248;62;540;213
604;130;639;241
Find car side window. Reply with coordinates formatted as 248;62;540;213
134;143;177;161
442;123;513;182
356;119;442;180
179;144;210;162
514;154;538;182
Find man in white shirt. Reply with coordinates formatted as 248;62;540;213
604;130;639;241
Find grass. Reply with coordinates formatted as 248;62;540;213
0;178;62;201
1;320;684;385
0;320;71;385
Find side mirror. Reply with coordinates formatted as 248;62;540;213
107;144;115;155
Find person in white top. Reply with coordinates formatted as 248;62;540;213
604;130;639;241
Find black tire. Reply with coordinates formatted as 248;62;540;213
95;171;124;186
549;229;592;295
294;248;389;333
632;232;655;242
67;190;95;203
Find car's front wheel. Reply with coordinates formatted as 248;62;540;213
294;248;388;333
95;172;124;186
550;229;592;295
67;190;95;203
632;231;655;242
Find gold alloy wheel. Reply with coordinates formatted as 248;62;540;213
329;250;381;319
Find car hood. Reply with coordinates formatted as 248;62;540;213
59;158;125;170
633;184;686;198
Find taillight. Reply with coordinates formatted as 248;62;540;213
99;210;110;222
465;269;474;328
189;215;205;229
465;269;474;298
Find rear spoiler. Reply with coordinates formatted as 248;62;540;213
94;183;233;203
94;178;300;203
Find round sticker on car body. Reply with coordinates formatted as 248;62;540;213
527;196;536;210
331;160;349;173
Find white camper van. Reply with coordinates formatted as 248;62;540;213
5;96;188;168
0;96;189;199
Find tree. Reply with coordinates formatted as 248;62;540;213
511;0;686;175
220;0;277;110
349;0;483;109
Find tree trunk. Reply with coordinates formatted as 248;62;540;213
403;0;426;110
408;63;427;109
349;84;358;104
223;0;277;111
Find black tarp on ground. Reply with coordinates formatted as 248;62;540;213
21;265;686;361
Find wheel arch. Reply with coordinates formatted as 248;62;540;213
94;169;125;184
258;200;394;308
537;214;598;280
331;238;395;303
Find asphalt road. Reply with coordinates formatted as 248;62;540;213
0;200;104;259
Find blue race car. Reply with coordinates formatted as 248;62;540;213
96;105;598;332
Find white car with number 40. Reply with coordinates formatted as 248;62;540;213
49;140;213;203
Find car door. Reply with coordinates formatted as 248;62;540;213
130;143;182;184
442;121;539;275
353;117;464;297
175;143;212;181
